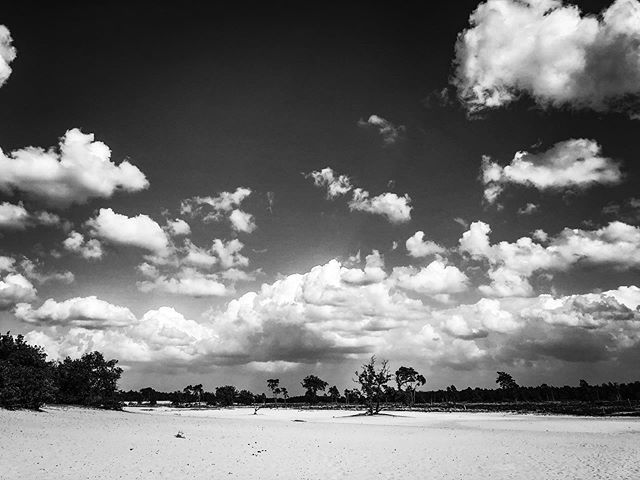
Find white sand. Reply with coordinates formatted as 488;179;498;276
1;406;639;479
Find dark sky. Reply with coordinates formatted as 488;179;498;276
0;1;639;394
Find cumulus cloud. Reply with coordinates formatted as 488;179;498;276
229;209;256;233
349;189;412;223
15;296;136;328
63;231;104;260
482;139;623;203
390;261;469;295
357;114;406;145
136;266;232;297
0;202;64;230
0;129;148;207
166;218;191;236
0;25;16;87
87;208;170;256
460;220;640;296
19;258;74;285
453;0;640;116
306;167;412;223
306;167;353;199
0;273;36;309
406;231;446;257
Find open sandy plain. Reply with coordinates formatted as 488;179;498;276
1;406;638;479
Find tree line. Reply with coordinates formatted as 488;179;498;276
2;333;640;412
0;332;122;410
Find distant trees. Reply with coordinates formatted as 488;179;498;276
496;371;519;401
328;385;340;404
301;375;328;404
215;385;238;406
354;356;391;415
280;387;289;404
0;333;55;410
395;366;426;407
267;378;281;405
140;387;157;405
182;384;204;403
237;389;255;405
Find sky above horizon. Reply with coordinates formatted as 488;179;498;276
1;0;640;394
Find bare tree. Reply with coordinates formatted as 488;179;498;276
354;356;391;415
267;378;280;406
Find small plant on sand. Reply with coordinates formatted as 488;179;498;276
175;431;185;439
354;356;391;415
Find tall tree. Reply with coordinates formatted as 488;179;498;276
301;375;328;404
354;356;391;415
395;366;426;407
215;385;237;406
496;371;519;401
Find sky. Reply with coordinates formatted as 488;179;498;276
1;0;640;394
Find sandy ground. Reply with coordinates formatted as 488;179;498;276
1;406;639;479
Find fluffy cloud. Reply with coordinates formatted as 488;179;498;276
229;209;256;233
437;298;520;339
0;273;36;309
306;167;353;199
453;0;640;116
357;114;406;145
0;25;16;87
0;129;148;206
460;220;640;296
406;231;446;257
19;258;74;285
15;296;136;328
0;202;63;230
211;239;249;270
181;188;255;233
482;139;623;203
390;261;469;295
87;208;170;256
63;231;104;260
307;167;412;223
166;218;191;236
136;265;232;297
349;189;412;223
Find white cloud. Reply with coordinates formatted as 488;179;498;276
137;267;232;297
357;114;406;145
15;296;136;328
211;239;249;269
460;220;640;296
0;129;148;206
87;208;170;256
390;261;469;295
518;203;539;215
0;273;36;309
19;258;74;285
349;188;412;223
0;202;64;230
453;0;640;116
482;139;622;203
166;218;191;236
0;25;16;87
437;298;520;339
229;209;256;233
306;167;353;199
63;231;104;260
406;231;446;257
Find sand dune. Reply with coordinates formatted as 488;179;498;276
1;406;638;479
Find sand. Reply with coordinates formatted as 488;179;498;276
1;406;639;479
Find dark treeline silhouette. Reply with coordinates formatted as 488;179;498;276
3;334;640;415
1;332;122;410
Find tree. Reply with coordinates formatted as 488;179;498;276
395;366;426;407
301;375;328;404
496;372;519;401
280;387;289;405
328;385;340;404
267;378;281;405
354;356;391;415
56;351;123;409
215;385;237;406
237;389;255;405
140;387;157;405
0;332;55;410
